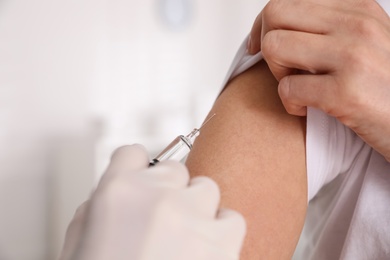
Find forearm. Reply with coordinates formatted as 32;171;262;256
186;60;307;259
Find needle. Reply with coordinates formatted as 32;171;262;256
199;113;216;130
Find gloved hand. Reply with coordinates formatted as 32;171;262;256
59;144;246;260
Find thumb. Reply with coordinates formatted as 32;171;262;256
58;201;89;260
215;208;247;257
278;74;339;116
248;11;263;54
99;144;150;186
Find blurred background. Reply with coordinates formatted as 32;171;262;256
0;0;267;259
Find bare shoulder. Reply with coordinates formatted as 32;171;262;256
186;59;307;259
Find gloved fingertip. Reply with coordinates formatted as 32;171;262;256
156;160;188;173
152;160;190;186
108;144;150;173
111;144;148;160
217;208;247;231
189;176;220;199
129;143;149;154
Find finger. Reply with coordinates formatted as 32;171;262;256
59;201;89;260
140;160;190;188
105;144;149;176
248;1;332;54
216;208;246;234
248;11;262;54
261;0;338;37
278;74;340;117
262;30;336;81
187;176;220;218
215;208;247;253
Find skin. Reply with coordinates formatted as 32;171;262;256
186;60;307;259
187;1;390;257
249;0;390;161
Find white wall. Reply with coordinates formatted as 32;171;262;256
0;0;268;259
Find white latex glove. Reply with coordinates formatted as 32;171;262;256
59;144;246;260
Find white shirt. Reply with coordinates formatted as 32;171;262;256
221;2;390;258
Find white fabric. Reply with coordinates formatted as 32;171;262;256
220;1;390;258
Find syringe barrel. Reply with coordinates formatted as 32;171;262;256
150;135;192;165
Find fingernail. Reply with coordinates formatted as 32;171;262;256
278;77;290;99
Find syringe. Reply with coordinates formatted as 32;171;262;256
149;114;216;166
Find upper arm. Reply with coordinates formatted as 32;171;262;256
185;60;307;259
